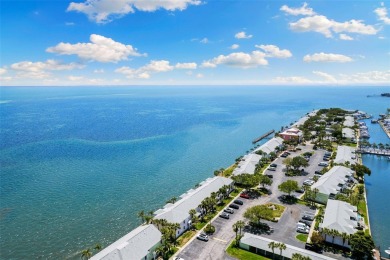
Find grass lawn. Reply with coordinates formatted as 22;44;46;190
177;230;196;247
296;233;308;242
226;242;270;260
194;221;207;230
358;200;369;226
263;203;285;221
223;164;237;177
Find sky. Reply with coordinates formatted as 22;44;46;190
0;0;389;86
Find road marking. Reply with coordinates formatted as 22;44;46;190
212;237;228;243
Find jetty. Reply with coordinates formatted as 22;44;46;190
356;148;390;156
252;129;274;144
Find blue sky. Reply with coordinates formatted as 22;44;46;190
0;0;389;86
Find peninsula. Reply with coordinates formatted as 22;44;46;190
88;108;378;260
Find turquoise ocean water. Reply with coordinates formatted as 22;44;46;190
0;86;389;259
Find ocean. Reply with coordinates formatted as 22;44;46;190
0;86;389;259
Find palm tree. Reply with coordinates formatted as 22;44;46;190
137;210;145;224
166;197;177;204
341;232;349;247
278;243;287;260
236;220;245;236
321;227;330;242
232;222;239;245
268;241;278;260
330;229;340;246
93;244;102;251
81;248;92;259
189;209;197;229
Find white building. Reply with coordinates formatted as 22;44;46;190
320;200;358;248
233;153;262;175
239;233;334;260
153;176;233;237
90;224;162;260
334;145;357;165
311;166;354;203
342;128;355;140
292;110;318;127
254;137;284;155
343;116;355;127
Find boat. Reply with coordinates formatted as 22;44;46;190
371;119;378;123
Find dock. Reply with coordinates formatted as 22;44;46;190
356;148;390;157
252;130;275;144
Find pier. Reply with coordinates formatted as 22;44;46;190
252;130;275;144
356;148;390;157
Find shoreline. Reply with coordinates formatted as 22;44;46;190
378;120;390;139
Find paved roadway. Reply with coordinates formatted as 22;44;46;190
175;144;330;260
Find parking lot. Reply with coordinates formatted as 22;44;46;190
176;144;330;260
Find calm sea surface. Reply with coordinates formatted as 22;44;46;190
0;86;389;259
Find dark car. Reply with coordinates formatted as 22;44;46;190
305;243;323;253
229;204;239;209
281;153;289;158
295;188;305;193
315;170;322;175
270;163;277;168
219;212;230;219
323;157;330;161
299;219;312;227
265;174;273;178
302;215;315;221
234;199;244;205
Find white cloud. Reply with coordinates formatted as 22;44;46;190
46;34;143;63
200;38;209;44
339;70;390;84
116;60;195;79
289;15;378;38
93;69;105;73
235;31;253;39
11;59;83;72
230;44;239;49
303;52;353;63
202;51;267;69
375;3;390;25
273;76;312;84
68;75;84;81
280;2;315;16
67;0;201;23
0;68;7;75
339;34;353;41
196;73;204;78
255;44;292;58
175;62;197;69
312;71;337;83
9;59;84;79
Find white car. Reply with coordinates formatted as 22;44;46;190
296;226;310;234
303;180;315;186
318;162;329;167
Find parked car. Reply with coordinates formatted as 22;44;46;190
229;204;239;209
303;180;315;186
318;162;329;167
219;212;230;219
281;152;289;158
305;243;323;253
295;188;305;193
270;163;278;168
265;174;273;178
302;214;315;221
296;226;310;234
297;222;309;229
299;219;312;227
296;147;302;151
234;199;244;205
315;170;323;175
224;208;234;214
174;257;185;260
197;233;209;241
240;193;250;199
267;166;276;171
323;157;330;161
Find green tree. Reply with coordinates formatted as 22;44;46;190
311;231;324;247
278;180;299;196
349;231;375;260
259;175;273;189
277;243;287;259
283;157;292;174
137;210;145;224
166;197;178;204
81;248;92;260
244;205;273;225
268;241;278;260
352;164;371;179
94;244;102;251
237;220;245;236
232;173;260;189
232;222;239;245
292;253;312;260
189;209;197;229
290;156;309;173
